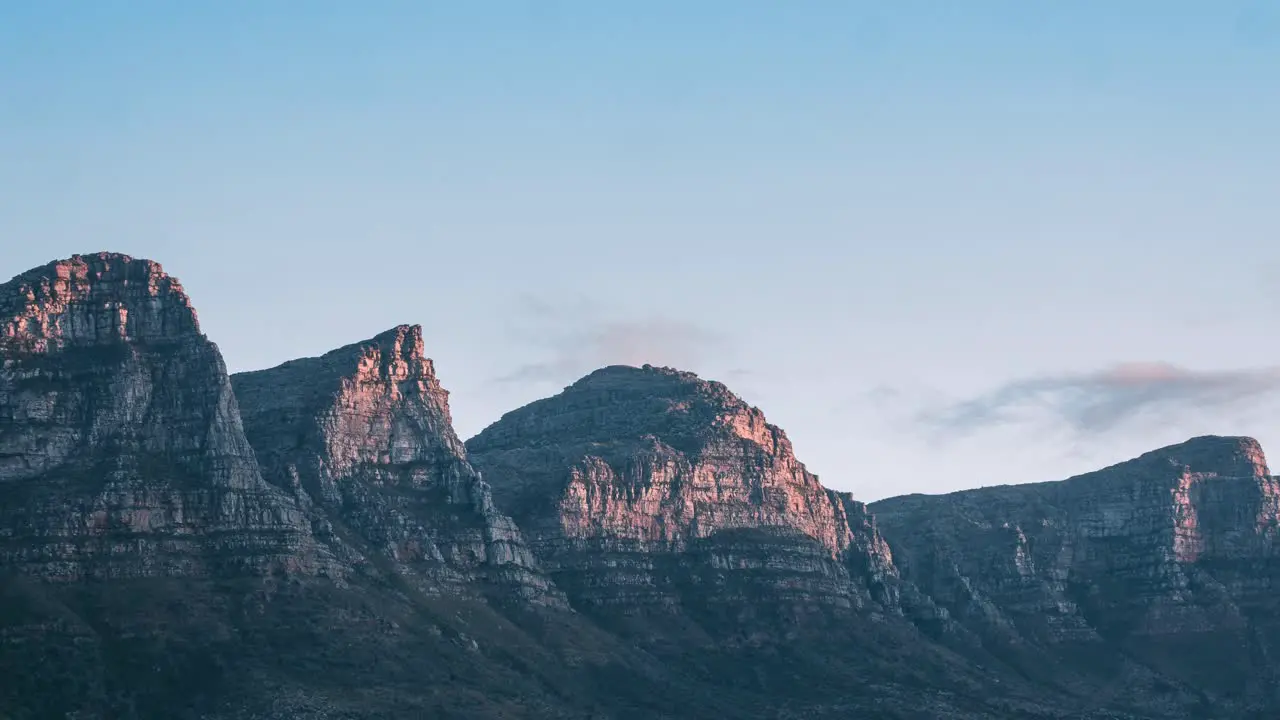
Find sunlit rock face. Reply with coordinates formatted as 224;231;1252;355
466;365;903;627
232;325;565;606
10;251;1280;717
0;252;339;580
0;254;574;719
871;435;1280;709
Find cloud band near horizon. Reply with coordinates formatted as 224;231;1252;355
920;362;1280;436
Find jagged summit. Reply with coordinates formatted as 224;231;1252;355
246;323;434;377
235;323;453;427
231;326;563;605
373;322;426;352
232;324;460;477
1;252;200;349
359;323;431;368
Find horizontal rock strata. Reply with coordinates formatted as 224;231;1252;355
466;365;904;626
0;252;338;580
871;435;1280;712
232;325;564;605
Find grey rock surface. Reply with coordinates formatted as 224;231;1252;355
232;325;564;606
465;365;904;623
0;252;339;580
5;251;1280;719
871;435;1280;715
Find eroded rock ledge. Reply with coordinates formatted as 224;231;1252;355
232;324;564;605
0;252;339;580
466;365;904;622
871;435;1280;709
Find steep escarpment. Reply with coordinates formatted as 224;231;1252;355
464;366;1092;715
0;253;345;717
231;326;563;606
12;252;1280;718
0;255;608;719
0;252;337;580
466;365;903;623
871;435;1280;714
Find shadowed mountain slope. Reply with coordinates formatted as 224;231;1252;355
5;252;1280;718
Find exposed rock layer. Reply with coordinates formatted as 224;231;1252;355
871;435;1280;714
0;254;609;719
231;326;563;605
6;251;1280;718
466;365;904;624
0;252;337;580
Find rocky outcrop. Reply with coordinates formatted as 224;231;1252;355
465;365;903;626
871;435;1280;714
0;252;338;580
0;254;600;719
462;366;1085;716
465;365;1280;715
231;325;563;606
13;251;1280;718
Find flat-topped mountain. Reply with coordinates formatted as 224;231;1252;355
0;252;337;581
5;252;1280;719
0;255;653;719
871;434;1280;715
464;365;1037;715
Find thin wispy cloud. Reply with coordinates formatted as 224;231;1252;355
495;295;724;385
919;362;1280;437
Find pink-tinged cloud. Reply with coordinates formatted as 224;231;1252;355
494;295;723;384
919;362;1280;435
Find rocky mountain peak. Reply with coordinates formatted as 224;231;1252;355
1131;434;1269;479
358;323;434;379
472;363;787;460
467;365;903;622
1;252;200;352
19;252;1280;718
0;252;337;581
231;327;563;605
234;324;455;456
566;363;744;412
871;432;1280;704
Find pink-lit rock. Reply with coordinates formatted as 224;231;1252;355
0;252;341;580
466;365;904;619
232;325;565;606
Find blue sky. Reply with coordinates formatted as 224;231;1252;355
3;2;1278;500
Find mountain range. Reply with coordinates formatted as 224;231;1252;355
2;252;1277;719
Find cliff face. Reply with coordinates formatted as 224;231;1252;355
870;435;1280;712
14;252;1280;718
465;365;1280;715
231;326;563;606
0;255;594;720
465;365;903;628
0;253;346;718
0;252;337;580
462;366;1041;716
